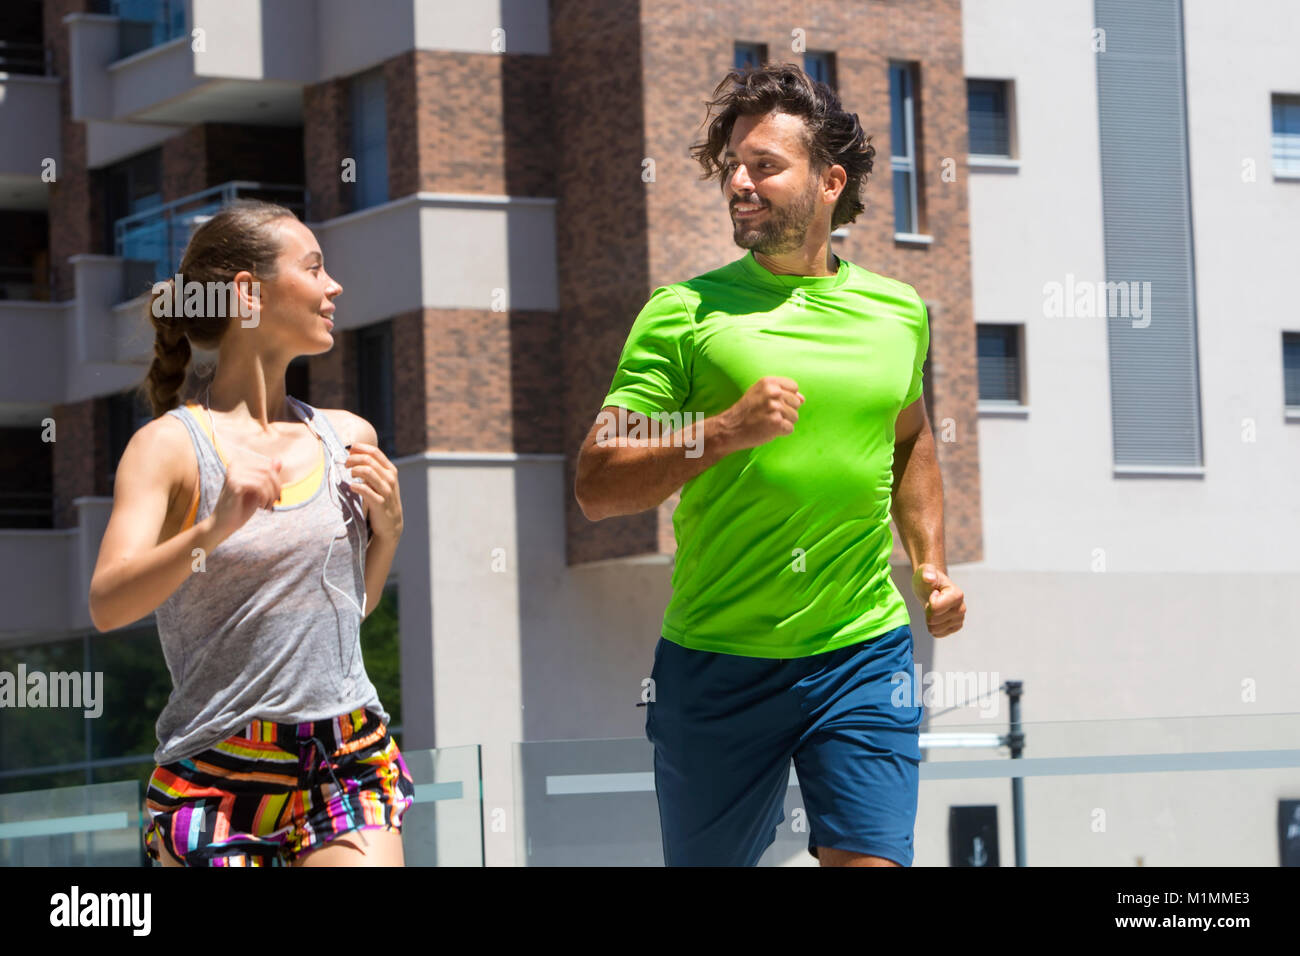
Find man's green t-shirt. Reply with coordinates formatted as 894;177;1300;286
601;250;929;659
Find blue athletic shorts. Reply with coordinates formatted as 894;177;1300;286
645;623;923;866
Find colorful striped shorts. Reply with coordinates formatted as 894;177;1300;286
143;707;415;866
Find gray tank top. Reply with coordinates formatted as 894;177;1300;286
152;396;386;764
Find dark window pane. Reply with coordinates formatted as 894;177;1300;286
350;69;389;211
1284;332;1300;406
356;321;395;456
804;51;835;89
107;388;150;489
889;63;909;156
977;324;1022;402
892;169;913;234
734;42;765;70
968;79;1010;156
105;148;163;257
1274;95;1300;174
0;426;52;529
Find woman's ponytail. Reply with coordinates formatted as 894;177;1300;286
144;277;192;417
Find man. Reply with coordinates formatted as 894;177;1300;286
574;63;966;867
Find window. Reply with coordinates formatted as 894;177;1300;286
103;148;162;259
968;79;1012;157
355;321;395;456
1284;332;1300;408
1273;94;1300;176
106;388;151;489
349;68;388;211
1096;0;1201;469
0;425;52;529
734;42;766;71
889;62;921;236
977;324;1023;404
804;51;836;89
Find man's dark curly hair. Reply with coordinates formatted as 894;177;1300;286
689;63;875;229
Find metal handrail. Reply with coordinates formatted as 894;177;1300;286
0;42;52;77
113;181;305;238
113;181;306;282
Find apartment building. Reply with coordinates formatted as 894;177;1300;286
928;0;1300;867
0;0;1294;867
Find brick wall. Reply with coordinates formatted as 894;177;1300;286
409;50;555;196
303;77;351;222
383;47;561;459
50;399;96;528
355;49;556;204
552;0;658;565
44;0;92;301
161;125;207;202
391;311;424;456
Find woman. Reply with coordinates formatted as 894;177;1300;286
88;200;415;867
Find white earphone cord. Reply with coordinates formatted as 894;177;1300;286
202;387;367;619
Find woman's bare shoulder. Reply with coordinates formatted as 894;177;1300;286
117;410;196;499
315;408;378;448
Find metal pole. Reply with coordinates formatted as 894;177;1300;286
1006;680;1026;866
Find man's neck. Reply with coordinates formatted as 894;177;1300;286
751;241;839;277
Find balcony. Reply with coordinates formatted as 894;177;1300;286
114;180;305;287
0;65;61;210
65;0;316;126
0;182;304;414
0;496;112;633
311;192;558;329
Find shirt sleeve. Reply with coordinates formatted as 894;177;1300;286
601;286;694;415
903;295;930;407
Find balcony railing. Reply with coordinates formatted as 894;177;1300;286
0;744;483;866
0;492;54;530
0;42;51;76
3;713;1297;865
0;266;48;302
110;0;187;59
114;181;306;291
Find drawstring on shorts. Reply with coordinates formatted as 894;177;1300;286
304;734;370;849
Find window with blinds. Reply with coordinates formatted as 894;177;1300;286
967;79;1012;157
977;324;1023;404
1095;0;1203;470
1284;332;1300;408
1273;94;1300;176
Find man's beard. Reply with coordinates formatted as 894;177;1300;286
731;179;819;254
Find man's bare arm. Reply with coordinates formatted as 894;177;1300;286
574;407;737;520
890;397;945;572
575;377;805;521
